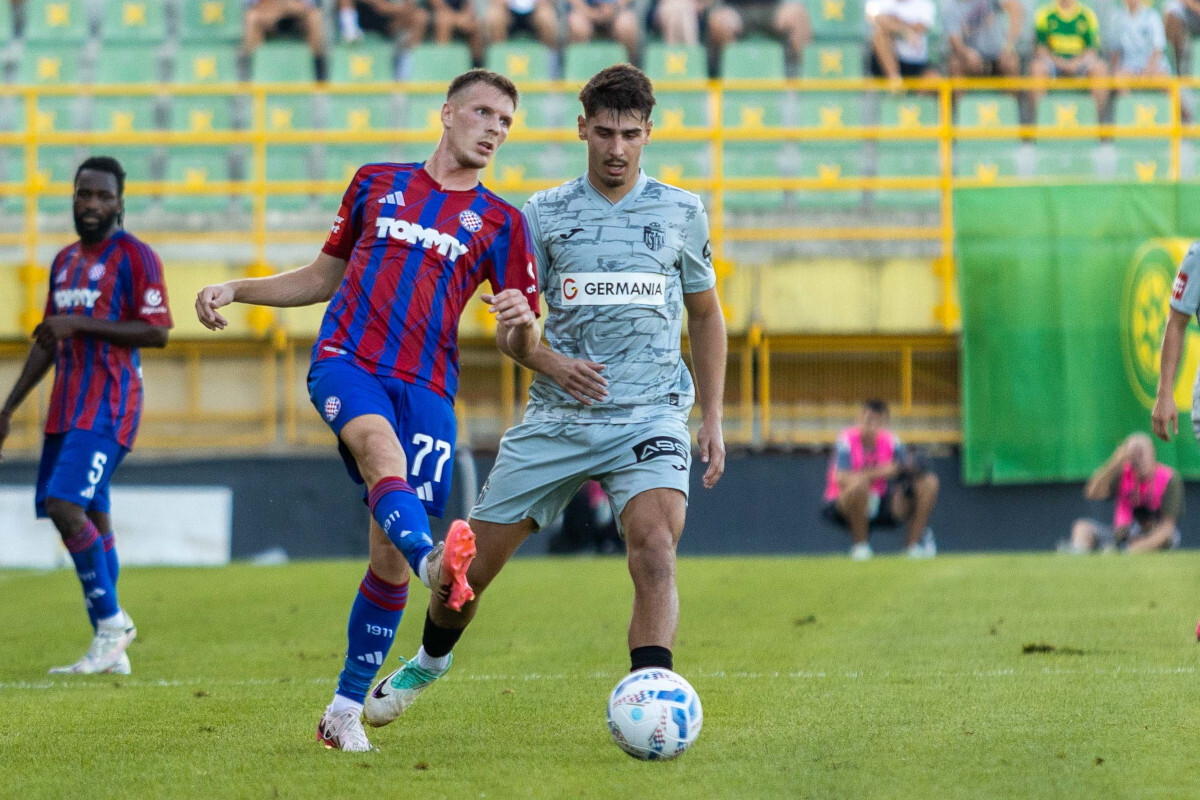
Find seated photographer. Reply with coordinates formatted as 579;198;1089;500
1066;433;1183;554
822;400;939;561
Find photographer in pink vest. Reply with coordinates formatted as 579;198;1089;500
1066;433;1183;553
822;400;940;560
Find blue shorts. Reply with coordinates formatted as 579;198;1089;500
308;357;457;517
36;429;129;518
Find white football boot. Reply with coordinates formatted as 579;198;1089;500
363;654;452;727
317;706;377;752
49;610;136;675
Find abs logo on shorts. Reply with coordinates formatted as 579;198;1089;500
324;396;342;422
631;437;689;471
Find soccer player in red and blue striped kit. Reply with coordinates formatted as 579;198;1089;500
0;156;173;675
195;69;541;751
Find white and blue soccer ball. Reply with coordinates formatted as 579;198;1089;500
606;668;703;760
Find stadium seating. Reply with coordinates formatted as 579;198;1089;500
252;42;316;83
1035;142;1097;179
172;44;240;84
3;147;79;215
953;93;1020;184
24;0;89;42
1112;91;1173;182
16;48;83;134
328;93;396;132
802;42;865;79
485;41;555;81
805;0;865;40
180;0;242;42
101;0;167;43
404;43;471;130
101;145;154;215
955;92;1019;129
95;43;165;84
331;42;397;83
564;42;627;82
266;146;316;213
318;145;404;213
721;40;791;210
170;96;235;133
265;93;317;133
644;44;709;133
876;95;941;208
163;148;233;213
0;1;13;44
1035;92;1098;130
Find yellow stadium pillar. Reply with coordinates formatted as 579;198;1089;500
245;262;275;336
20;88;42;335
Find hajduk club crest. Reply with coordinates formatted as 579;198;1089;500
459;210;483;233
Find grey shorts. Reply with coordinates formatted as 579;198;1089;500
471;417;693;532
1082;518;1182;550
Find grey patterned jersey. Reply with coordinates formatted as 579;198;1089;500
522;171;716;424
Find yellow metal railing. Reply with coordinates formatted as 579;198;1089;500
2;75;1196;337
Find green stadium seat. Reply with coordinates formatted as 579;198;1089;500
1034;141;1097;179
92;95;158;134
801;42;865;79
264;94;316;132
564;42;627;82
797;143;862;208
163;148;233;213
955;92;1019;128
1114;91;1172;129
28;97;81;133
641;142;713;187
1192;40;1200;76
101;0;166;42
169;96;235;133
1114;140;1171;182
805;0;865;40
97;145;154;215
172;44;240;84
24;0;89;43
266;146;315;213
180;0;242;42
491;142;574;207
643;43;707;80
16;48;83;86
485;41;555;81
512;90;565;130
720;39;786;80
954;141;1020;184
798;91;863;128
654;88;710;131
331;42;397;83
408;42;472;80
875;143;940;208
0;1;13;43
879;94;940;130
329;94;397;132
95;43;164;84
3;147;80;215
252;42;316;83
1035;92;1098;129
723;142;786;210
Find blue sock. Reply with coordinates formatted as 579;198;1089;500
101;532;119;586
66;520;119;624
367;477;434;574
336;568;408;704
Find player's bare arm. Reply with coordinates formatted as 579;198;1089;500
34;316;169;349
1152;308;1189;441
484;288;540;361
195;251;349;330
0;338;55;463
684;287;726;489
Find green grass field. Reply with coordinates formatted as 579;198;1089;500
3;553;1198;799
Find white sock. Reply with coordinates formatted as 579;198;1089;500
414;645;450;672
417;554;430;589
97;611;124;629
329;694;364;717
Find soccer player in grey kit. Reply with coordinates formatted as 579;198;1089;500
362;64;728;725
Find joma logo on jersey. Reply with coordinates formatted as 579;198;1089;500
374;217;469;262
54;288;102;310
560;272;666;306
631;437;689;469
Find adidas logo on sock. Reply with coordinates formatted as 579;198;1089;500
377;191;405;206
415;482;434;502
356;651;384;666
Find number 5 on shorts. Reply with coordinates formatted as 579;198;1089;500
411;434;452;482
81;451;108;500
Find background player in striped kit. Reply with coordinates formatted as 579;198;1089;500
194;69;540;752
362;64;728;729
0;156;173;675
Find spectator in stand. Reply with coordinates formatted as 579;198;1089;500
1164;0;1200;78
943;0;1024;80
242;0;330;81
866;0;941;88
567;0;641;63
774;0;814;76
337;0;428;47
651;0;743;77
1063;434;1183;554
1111;0;1169;77
1030;0;1108;118
431;0;486;66
487;0;560;49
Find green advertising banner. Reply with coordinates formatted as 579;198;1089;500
957;184;1200;484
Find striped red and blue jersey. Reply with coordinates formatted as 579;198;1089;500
43;230;172;449
317;162;539;401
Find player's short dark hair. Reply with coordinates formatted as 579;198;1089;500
75;155;125;196
863;399;889;416
579;64;656;123
446;69;520;109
